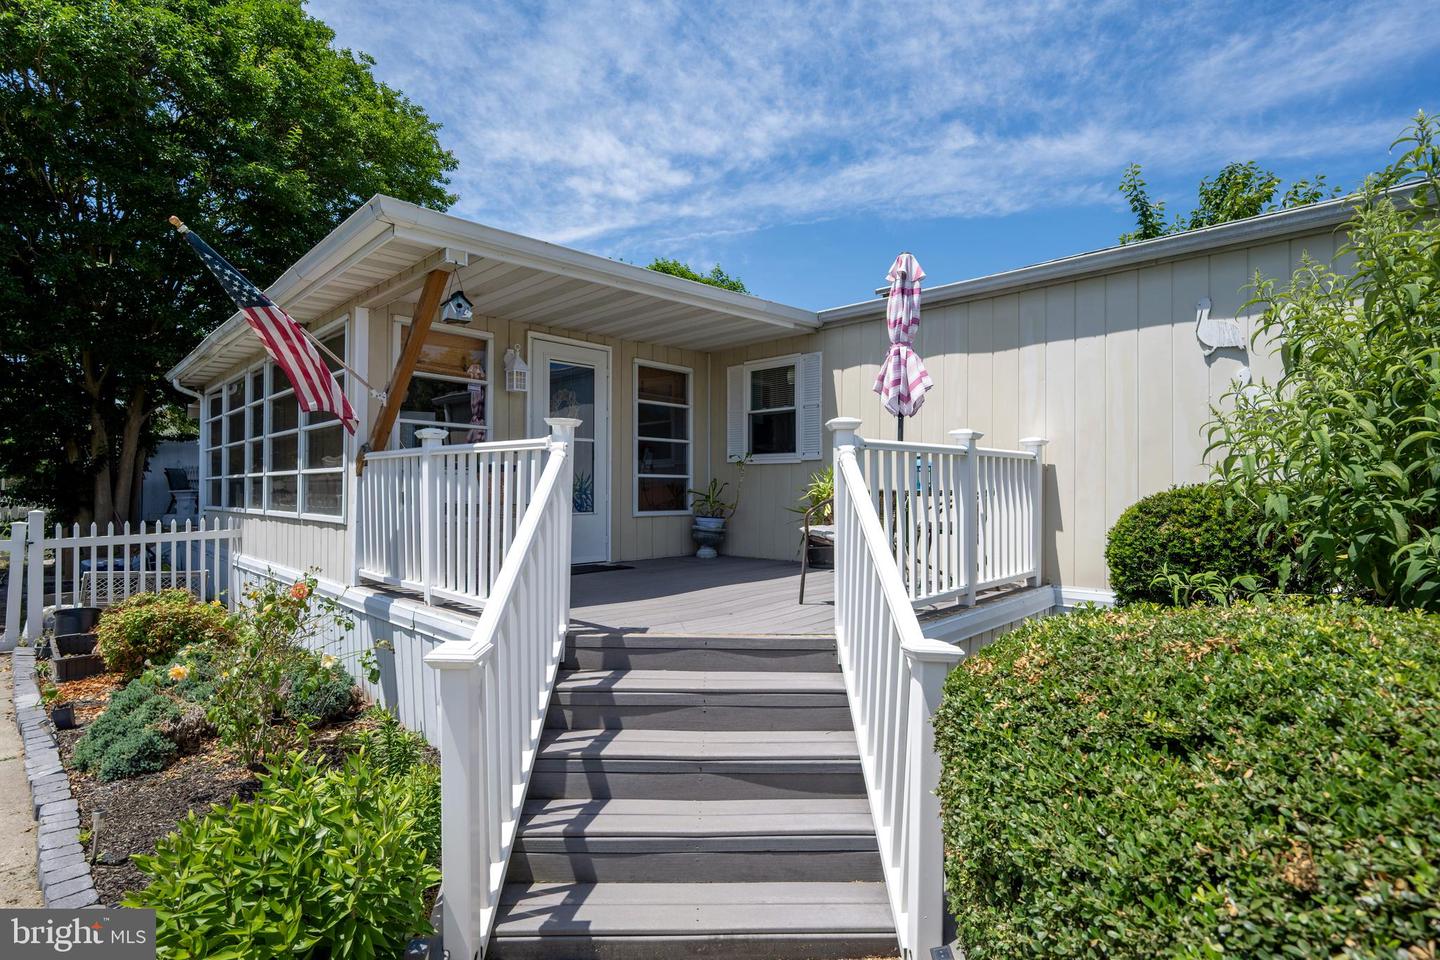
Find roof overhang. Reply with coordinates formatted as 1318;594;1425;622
169;196;821;388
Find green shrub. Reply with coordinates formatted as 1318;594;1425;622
935;600;1440;959
281;653;357;725
95;590;234;678
1105;484;1276;605
72;677;180;781
343;707;432;777
126;752;441;958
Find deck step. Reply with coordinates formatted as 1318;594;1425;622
488;882;898;960
509;798;882;882
529;729;864;800
565;632;838;672
547;670;852;731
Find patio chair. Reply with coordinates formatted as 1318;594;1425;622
798;498;834;604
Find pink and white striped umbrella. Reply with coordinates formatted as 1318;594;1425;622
872;252;933;417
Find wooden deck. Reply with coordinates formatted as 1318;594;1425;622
569;556;834;636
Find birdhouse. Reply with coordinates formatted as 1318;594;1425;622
504;345;529;392
439;289;474;325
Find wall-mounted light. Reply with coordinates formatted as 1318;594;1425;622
439;289;474;325
504;345;529;392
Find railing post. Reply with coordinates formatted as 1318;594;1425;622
827;418;863;630
545;417;580;627
24;509;45;641
1019;438;1049;587
902;649;960;957
4;519;27;650
416;428;447;605
430;649;490;960
948;430;982;606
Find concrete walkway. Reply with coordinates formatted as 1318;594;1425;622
0;655;44;907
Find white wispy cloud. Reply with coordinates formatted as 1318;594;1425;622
310;0;1438;257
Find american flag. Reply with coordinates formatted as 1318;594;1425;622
182;228;357;434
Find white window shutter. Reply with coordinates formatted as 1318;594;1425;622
726;364;747;461
798;351;823;460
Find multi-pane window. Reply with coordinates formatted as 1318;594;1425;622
394;324;491;447
635;362;691;514
201;327;347;518
747;361;797;457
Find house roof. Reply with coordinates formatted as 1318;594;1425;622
168;196;821;388
816;186;1402;325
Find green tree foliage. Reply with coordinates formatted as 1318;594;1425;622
936;600;1440;958
1119;161;1337;244
646;257;749;293
1208;115;1440;609
0;0;457;526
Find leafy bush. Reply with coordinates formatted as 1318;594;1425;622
1208;115;1440;609
935;600;1440;959
344;709;441;863
72;677;179;781
95;590;233;678
126;752;441;958
1104;485;1276;605
281;653;357;725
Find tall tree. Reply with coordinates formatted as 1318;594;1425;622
0;0;457;525
1119;161;1337;244
646;258;749;293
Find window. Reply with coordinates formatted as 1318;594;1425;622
201;325;348;518
634;362;691;514
727;352;823;463
392;323;491;447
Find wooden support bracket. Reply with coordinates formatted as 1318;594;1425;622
365;268;450;460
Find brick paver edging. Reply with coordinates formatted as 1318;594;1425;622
11;647;100;908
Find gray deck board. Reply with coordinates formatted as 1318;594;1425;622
570;557;833;636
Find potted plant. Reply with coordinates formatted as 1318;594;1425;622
688;459;750;559
790;467;835;568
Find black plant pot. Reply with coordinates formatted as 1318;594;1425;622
806;542;834;569
54;607;102;636
50;703;76;730
55;633;98;657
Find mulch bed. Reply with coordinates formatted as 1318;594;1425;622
51;670;373;906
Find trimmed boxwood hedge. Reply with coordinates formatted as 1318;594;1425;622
1104;484;1276;605
935;600;1440;958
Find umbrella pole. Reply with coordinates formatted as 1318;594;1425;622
897;413;904;442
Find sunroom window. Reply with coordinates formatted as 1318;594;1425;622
393;324;491;447
635;362;691;514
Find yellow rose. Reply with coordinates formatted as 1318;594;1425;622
168;664;191;682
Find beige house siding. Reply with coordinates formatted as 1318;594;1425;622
708;226;1351;591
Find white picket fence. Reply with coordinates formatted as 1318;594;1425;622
3;511;239;648
830;417;1046;959
851;425;1046;606
356;430;550;608
424;418;577;960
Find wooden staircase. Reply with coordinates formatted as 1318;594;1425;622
487;630;898;959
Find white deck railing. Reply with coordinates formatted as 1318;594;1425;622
851;426;1046;606
3;513;239;648
829;417;1047;959
423;418;577;960
355;431;550;607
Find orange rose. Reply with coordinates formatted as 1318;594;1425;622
289;581;311;602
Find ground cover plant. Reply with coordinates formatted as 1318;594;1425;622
935;600;1440;959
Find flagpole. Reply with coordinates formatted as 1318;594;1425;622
168;216;388;401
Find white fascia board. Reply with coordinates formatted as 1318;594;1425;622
370;196;821;333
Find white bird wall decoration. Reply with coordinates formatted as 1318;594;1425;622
1194;297;1247;356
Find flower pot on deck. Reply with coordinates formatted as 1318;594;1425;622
690;517;727;559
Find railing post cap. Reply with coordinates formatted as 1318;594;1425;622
545;417;582;442
826;417;863;432
415;427;448;444
1019;436;1050;447
949;428;983;443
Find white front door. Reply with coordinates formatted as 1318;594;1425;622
530;338;610;563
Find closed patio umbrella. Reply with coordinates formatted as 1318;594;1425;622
872;252;932;439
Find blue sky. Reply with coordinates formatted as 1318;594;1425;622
311;0;1439;310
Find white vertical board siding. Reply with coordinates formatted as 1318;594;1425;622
707;225;1347;589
